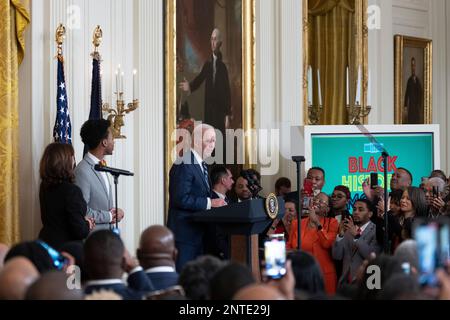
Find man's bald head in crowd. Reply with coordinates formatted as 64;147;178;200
233;284;286;300
25;271;84;300
0;257;39;300
0;243;9;269
137;225;177;269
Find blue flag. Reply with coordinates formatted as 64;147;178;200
83;54;103;156
53;56;72;144
89;54;102;120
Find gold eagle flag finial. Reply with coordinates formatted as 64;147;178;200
55;23;66;56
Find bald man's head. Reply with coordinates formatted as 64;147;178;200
233;284;286;300
25;271;84;300
0;243;9;269
0;257;39;300
137;225;177;269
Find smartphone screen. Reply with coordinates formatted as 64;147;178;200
414;222;439;287
439;223;450;268
370;173;378;189
264;237;286;280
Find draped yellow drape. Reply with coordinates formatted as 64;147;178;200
0;0;30;245
308;0;361;125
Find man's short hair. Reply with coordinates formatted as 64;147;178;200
244;168;261;182
309;167;325;179
84;230;124;267
80;119;111;150
210;165;229;186
275;177;291;190
398;167;413;183
178;255;225;300
209;263;255;300
354;198;375;214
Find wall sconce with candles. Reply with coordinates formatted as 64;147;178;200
102;65;139;139
346;66;371;125
307;66;323;125
92;27;139;139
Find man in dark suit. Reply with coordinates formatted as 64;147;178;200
84;230;154;300
179;28;231;137
137;225;179;291
204;165;234;259
167;124;227;272
332;199;380;287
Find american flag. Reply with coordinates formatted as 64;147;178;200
53;56;72;144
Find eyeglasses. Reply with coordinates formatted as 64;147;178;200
36;240;68;270
313;199;329;206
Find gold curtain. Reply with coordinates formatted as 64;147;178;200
308;0;361;125
0;0;30;245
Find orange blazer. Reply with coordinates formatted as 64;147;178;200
287;217;339;275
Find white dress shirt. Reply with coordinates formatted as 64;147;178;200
191;150;211;210
87;152;110;196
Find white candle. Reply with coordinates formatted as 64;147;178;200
120;71;124;93
133;69;137;100
355;65;361;105
346;67;349;105
367;69;372;106
115;70;119;95
317;69;322;106
308;66;313;105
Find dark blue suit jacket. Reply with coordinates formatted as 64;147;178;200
167;151;211;270
84;270;154;300
146;271;179;291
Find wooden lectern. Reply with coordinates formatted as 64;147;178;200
192;197;285;279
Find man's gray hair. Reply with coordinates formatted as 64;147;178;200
212;28;222;43
429;177;446;193
394;239;419;271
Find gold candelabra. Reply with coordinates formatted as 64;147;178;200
91;25;139;139
308;103;323;125
346;103;371;125
103;96;139;139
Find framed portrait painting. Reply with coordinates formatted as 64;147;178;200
164;0;256;209
394;35;432;124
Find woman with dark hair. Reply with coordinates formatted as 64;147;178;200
39;143;94;249
399;186;427;241
266;197;298;242
287;251;326;299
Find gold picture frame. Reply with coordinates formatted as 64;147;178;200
394;35;432;124
164;0;256;213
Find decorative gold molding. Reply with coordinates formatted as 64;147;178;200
302;0;309;125
394;35;433;124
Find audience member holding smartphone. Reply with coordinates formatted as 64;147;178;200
330;185;351;223
422;177;447;219
38;143;95;250
287;193;338;295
